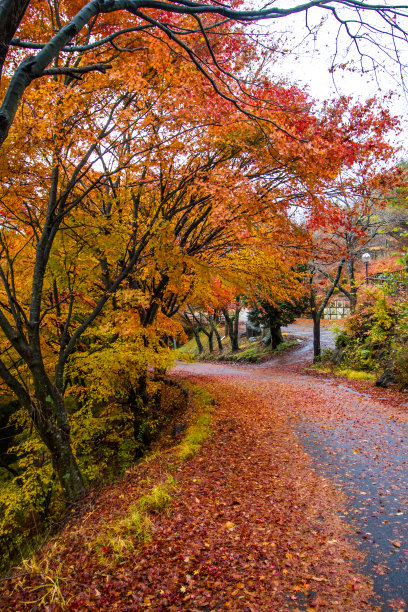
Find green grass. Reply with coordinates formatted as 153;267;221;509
94;384;214;558
175;337;198;361
122;507;153;541
20;552;68;609
273;340;298;353
137;475;177;514
178;384;214;460
337;368;377;381
222;346;260;362
220;340;298;362
310;363;377;381
95;475;177;558
175;332;207;360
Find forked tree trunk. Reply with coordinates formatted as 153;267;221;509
309;259;344;361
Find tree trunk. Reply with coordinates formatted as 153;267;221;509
208;329;214;353
232;308;240;351
309;259;345;361
312;315;321;360
271;325;284;349
349;287;357;312
222;309;234;351
130;374;157;448
36;416;84;503
209;316;223;352
27;365;85;502
223;309;240;352
214;326;223;352
0;0;30;82
193;329;203;353
309;285;322;361
346;258;358;311
227;317;234;347
127;386;142;444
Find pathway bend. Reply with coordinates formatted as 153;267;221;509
174;321;408;610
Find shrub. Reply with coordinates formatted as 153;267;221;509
332;287;398;373
329;285;408;388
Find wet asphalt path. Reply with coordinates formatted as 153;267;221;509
174;322;408;609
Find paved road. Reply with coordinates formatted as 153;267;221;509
267;321;336;368
175;322;408;610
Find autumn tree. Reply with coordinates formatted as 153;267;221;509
0;26;304;500
0;20;268;500
1;0;408;148
248;293;308;349
0;0;402;506
309;98;400;311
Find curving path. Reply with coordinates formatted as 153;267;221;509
175;322;408;610
4;321;408;611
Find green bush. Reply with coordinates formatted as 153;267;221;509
394;345;408;389
331;286;408;385
0;410;59;573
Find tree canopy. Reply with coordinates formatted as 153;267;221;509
1;0;408;144
0;0;403;574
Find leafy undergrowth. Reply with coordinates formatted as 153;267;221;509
0;374;375;611
220;340;298;363
0;383;214;610
0;380;194;577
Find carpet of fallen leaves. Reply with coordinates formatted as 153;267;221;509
0;371;377;611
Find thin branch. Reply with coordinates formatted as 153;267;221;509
43;63;113;76
11;25;153;52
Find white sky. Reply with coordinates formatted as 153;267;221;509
250;5;408;156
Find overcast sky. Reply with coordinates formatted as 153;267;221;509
252;5;408;156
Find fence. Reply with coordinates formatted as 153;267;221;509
323;300;350;320
323;269;408;319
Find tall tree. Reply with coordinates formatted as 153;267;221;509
309;260;345;360
0;3;401;502
248;294;307;349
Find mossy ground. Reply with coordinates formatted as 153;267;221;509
309;363;378;382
